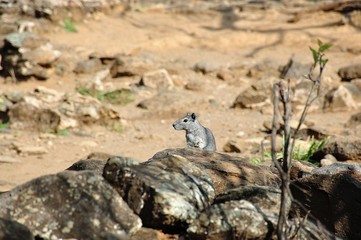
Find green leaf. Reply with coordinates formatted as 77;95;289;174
317;39;323;47
309;47;319;64
321;58;328;66
319;43;332;53
251;158;262;164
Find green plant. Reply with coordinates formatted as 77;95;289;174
77;87;102;100
272;39;332;239
250;157;263;164
292;137;327;163
0;122;9;130
63;18;77;33
106;122;124;133
103;89;134;105
309;39;332;68
56;129;69;136
77;87;134;105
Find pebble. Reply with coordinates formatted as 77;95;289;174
0;155;20;163
79;141;98;148
13;144;48;155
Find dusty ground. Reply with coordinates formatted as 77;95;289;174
1;4;360;191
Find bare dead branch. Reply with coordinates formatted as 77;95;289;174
271;83;282;174
280;57;294;79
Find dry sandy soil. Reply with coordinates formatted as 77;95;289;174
1;3;361;191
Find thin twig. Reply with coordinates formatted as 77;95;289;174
290;210;310;239
272;83;282;173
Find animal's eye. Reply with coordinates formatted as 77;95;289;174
183;119;188;122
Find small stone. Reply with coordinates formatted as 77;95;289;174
338;64;361;81
232;77;277;109
74;58;103;74
14;145;48;155
184;80;203;91
35;86;64;103
0;156;20;163
346;111;361;127
349;10;361;29
193;61;227;74
216;70;234;81
79;141;98;147
5;32;47;49
320;158;337;167
324;85;357;111
140;69;174;90
236;131;245;138
324;154;337;161
21;43;61;66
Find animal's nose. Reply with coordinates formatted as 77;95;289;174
172;123;176;128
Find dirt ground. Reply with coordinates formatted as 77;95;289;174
1;4;360;191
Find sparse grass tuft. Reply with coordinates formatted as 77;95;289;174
292;137;327;163
103;89;134;105
251;136;327;165
55;129;69;136
106;122;124;133
0;122;9;130
77;87;134;105
63;18;77;33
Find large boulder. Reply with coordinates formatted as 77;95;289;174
187;185;328;240
291;172;361;239
312;136;361;162
66;152;136;175
0;217;34;240
215;185;286;216
103;153;215;232
148;148;280;194
0;171;142;239
187;200;270;240
311;162;361;175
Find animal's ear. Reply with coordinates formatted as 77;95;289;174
191;113;196;120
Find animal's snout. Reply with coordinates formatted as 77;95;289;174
173;122;181;130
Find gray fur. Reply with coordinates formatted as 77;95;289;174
172;112;216;151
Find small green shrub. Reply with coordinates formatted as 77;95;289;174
63;18;77;33
251;137;327;165
292;137;327;163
